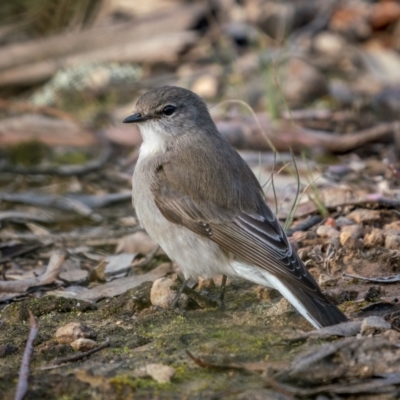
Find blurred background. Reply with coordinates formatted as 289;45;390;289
0;0;399;236
0;0;400;247
1;4;400;397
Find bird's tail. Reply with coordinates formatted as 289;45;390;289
231;261;348;328
268;274;348;328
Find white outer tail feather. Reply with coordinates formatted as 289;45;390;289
231;261;321;329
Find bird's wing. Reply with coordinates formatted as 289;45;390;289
152;159;330;305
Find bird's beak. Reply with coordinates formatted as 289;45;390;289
123;112;149;123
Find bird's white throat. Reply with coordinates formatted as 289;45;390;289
138;121;168;157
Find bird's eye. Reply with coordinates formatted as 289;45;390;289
162;105;176;116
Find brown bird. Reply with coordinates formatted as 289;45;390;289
124;86;348;328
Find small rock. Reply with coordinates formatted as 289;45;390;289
316;225;340;239
360;316;391;336
318;274;338;287
335;216;356;227
191;74;218;99
70;338;97;351
56;322;97;344
197;278;215;290
332;289;358;304
347;209;380;224
364;228;385;248
150;277;188;309
256;286;281;301
341;224;364;238
384;221;400;231
282;58;328;107
383;329;400;343
340;231;364;250
364;286;384;302
146;363;175;384
324;217;337;228
265;298;294;317
313;32;344;56
291;231;306;242
385;234;400;250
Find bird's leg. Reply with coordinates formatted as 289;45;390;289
219;275;228;305
171;277;190;309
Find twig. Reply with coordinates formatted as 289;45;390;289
15;311;38;400
343;273;400;284
0;249;66;293
40;338;110;370
0;226;139;245
0;243;43;265
286;215;322;236
0;132;111;176
0;98;77;122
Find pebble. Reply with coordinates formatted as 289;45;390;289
385;234;400;250
383;329;400;343
360;316;391;336
341;224;364;238
384;221;400;230
340;231;364;250
364;286;384;302
335;216;356;227
150;277;188;309
265;298;294;317
145;363;175;384
313;32;344;55
318;274;339;287
316;225;340;239
282;58;328;107
70;338;98;351
347;209;380;224
364;228;385;248
191;74;218;99
55;322;97;344
256;286;281;301
292;231;306;242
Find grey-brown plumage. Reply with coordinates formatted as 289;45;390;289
124;86;348;328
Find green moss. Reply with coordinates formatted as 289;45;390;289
53;151;89;165
9;140;51;166
110;374;174;392
0;296;96;323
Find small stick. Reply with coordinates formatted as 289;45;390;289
15;311;38;400
40;338;110;370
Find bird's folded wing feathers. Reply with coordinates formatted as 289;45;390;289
152;162;331;306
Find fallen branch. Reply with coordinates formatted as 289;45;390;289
40;338;110;370
286;215;322;236
216;115;397;154
0;243;42;264
0;249;66;293
343;273;400;284
15;311;38;400
0;132;111;176
0;99;77;122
